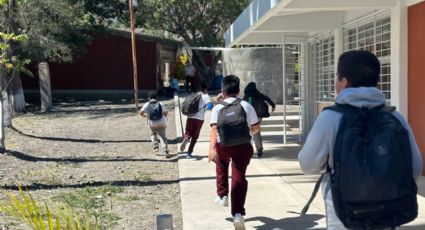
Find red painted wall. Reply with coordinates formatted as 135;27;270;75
408;1;425;174
23;34;157;90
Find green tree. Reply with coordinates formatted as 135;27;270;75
147;0;250;85
0;31;30;152
73;0;154;28
18;0;92;63
0;0;92;114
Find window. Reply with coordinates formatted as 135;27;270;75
343;11;391;100
314;32;335;102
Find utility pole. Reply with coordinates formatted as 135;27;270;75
129;0;139;110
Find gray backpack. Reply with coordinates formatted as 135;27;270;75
217;99;251;147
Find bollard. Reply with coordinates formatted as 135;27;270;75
156;214;173;230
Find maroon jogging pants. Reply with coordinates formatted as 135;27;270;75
184;118;204;153
216;142;253;216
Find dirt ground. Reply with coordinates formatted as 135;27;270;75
0;98;182;230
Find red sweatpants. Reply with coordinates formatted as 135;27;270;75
184;118;204;153
216;142;253;216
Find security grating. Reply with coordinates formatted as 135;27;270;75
314;32;335;102
342;11;391;99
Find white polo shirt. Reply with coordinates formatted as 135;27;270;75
210;97;259;142
188;93;212;121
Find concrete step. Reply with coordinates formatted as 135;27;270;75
262;115;300;127
271;111;300;116
261;124;284;132
261;124;301;132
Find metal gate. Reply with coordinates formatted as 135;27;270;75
282;37;309;144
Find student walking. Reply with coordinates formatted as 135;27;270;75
180;83;212;158
209;75;260;230
139;93;170;158
298;51;423;229
184;62;196;93
243;82;276;157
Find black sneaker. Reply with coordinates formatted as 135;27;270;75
165;150;171;158
153;145;159;152
257;148;264;158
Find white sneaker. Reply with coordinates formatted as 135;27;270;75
214;196;229;207
233;213;245;230
180;138;189;152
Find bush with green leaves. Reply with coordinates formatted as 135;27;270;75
0;188;100;230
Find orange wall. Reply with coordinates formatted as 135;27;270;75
408;1;425;175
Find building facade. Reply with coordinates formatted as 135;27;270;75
225;0;425;173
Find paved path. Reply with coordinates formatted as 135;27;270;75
174;95;425;230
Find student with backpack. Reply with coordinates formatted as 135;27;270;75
139;93;170;158
243;82;276;157
298;50;423;229
209;75;260;230
180;83;212;158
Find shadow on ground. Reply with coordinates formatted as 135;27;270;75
258;145;301;161
11;127;182;144
0;179;180;191
5;150;178;163
226;213;325;230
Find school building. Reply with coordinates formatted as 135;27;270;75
224;0;425;173
22;29;181;100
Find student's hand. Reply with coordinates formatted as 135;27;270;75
272;106;276;112
250;123;261;135
208;148;218;163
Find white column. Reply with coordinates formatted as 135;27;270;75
282;34;287;144
38;62;52;112
334;28;343;85
391;1;408;117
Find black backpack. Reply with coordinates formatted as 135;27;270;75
302;104;418;229
146;100;163;121
182;94;202;116
251;95;270;118
217;99;251;147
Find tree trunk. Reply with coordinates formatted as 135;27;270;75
10;71;26;113
192;50;221;87
2;75;13;128
38;62;52;112
0;68;6;153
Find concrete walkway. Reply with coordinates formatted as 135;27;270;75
174;95;425;230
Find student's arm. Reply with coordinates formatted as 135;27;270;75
393;112;424;179
209;125;218;163
160;102;169;117
213;93;224;104
264;95;276;112
140;111;147;118
139;104;148;118
298;111;339;174
244;101;260;134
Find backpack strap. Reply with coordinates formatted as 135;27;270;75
301;173;326;215
381;105;396;113
220;98;242;108
323;103;355;114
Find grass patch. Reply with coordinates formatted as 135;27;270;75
23;168;63;185
52;185;124;209
97;212;120;225
116;195;141;202
134;172;152;182
52;185;124;228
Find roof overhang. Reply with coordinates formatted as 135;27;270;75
225;0;398;47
